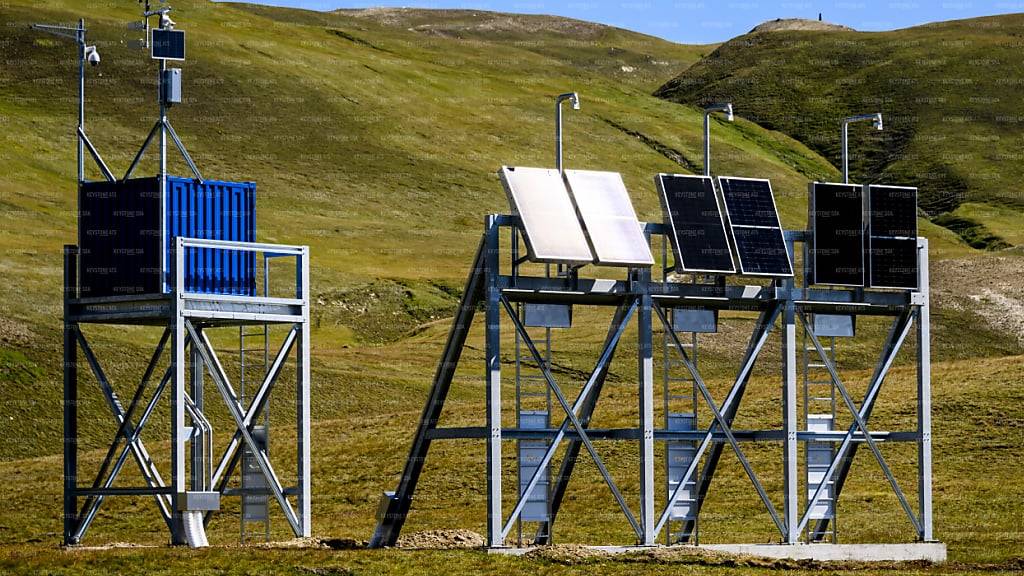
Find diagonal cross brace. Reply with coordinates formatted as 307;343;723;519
75;331;171;516
656;304;787;537
210;326;298;487
186;321;302;536
501;296;642;540
536;301;635;544
500;299;639;540
655;303;783;537
808;309;915;540
75;328;172;536
797;311;922;535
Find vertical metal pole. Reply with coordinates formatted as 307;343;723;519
638;271;656;545
77;19;85;186
190;344;204;491
917;238;933;541
297;247;312;537
782;272;800;543
484;216;503;547
703;112;711;177
841;121;850;184
171;238;186;544
63;246;79;545
555;102;563;174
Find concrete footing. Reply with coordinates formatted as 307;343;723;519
489;542;947;563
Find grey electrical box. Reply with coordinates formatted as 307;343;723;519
161;68;182;105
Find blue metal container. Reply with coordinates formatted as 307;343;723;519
78;176;256;298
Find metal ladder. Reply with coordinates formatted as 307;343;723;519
239;259;270;544
803;325;838;542
661;240;701;544
512;227;554;546
662;312;700;545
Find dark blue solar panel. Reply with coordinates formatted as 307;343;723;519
718;177;780;227
656;174;735;273
719;177;793;277
730;227;792;276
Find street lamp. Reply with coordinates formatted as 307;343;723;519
841;113;883;183
703;103;734;177
555;92;580;175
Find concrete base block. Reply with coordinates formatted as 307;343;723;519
489;542;947;563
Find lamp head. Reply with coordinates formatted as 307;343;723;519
874;113;884;131
706;102;734;121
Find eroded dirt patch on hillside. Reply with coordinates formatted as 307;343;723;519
931;256;1024;345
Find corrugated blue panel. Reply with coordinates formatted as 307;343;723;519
164;176;257;296
79;176;256;298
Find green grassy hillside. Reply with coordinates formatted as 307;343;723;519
655;14;1024;247
0;1;1022;574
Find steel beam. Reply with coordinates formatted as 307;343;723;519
63;246;79;546
917;239;933;541
638;269;656;545
298;245;312;537
782;299;800;543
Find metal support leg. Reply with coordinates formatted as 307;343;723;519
171;253;187;544
484;216;503;547
63;246;78;546
638;272;656;545
782;300;800;543
297;246;312;537
917;238;933;541
368;235;488;548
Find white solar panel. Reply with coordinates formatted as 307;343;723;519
563;170;654;266
499;166;594;265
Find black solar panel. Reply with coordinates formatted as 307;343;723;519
867;185;919;289
868;237;919;289
868;185;918;238
719;177;793;277
810;182;865;286
655;174;735;273
730;227;792;276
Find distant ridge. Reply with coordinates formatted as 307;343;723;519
750;18;854;33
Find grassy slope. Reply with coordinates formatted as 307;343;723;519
654;14;1024;245
0;1;1021;573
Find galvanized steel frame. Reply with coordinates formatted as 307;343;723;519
369;216;934;548
62;238;311;545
